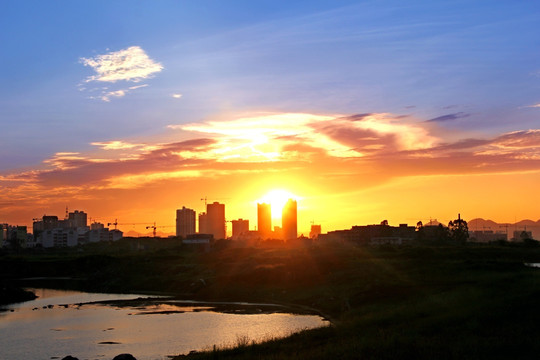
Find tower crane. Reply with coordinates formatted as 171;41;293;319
200;197;230;207
145;222;175;237
107;219;152;230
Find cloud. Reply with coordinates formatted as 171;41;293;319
525;103;540;108
101;89;126;102
491;130;540;150
2;112;540;219
80;46;163;83
172;93;183;99
175;113;436;161
79;47;158;101
98;84;149;102
425;112;471;123
91;141;142;150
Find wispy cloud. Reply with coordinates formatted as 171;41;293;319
91;141;142;150
80;46;163;83
79;47;160;101
425;112;471;123
98;84;149;102
101;89;126;102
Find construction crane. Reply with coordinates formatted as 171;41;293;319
145;222;175;237
200;197;230;207
107;219;152;230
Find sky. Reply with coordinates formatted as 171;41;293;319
1;0;540;235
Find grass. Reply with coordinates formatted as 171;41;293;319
2;239;540;359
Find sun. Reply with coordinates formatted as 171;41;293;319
258;189;298;219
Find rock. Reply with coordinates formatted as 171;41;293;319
113;354;137;360
61;356;79;360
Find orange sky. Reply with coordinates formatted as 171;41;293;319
2;112;540;235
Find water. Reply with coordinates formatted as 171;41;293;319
0;289;329;360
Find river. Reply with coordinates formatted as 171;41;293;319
0;288;329;360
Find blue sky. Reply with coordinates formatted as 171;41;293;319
2;0;540;169
2;1;540;229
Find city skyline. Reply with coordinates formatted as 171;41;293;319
2;1;540;233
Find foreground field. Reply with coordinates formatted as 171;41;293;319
2;239;540;359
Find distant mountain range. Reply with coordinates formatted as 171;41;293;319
468;218;540;240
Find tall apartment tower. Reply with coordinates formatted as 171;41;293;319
207;202;226;240
198;212;208;234
176;206;196;238
282;199;297;240
257;203;272;239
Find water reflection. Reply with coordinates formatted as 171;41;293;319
0;289;329;360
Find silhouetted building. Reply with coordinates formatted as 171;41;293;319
0;224;6;247
184;233;213;244
310;224;321;239
273;226;283;240
88;228;110;243
232;218;249;240
282;199;297;240
207;202;226;239
110;229;123;241
176;206;196;238
319;222;415;245
198;212;208;234
469;230;507;243
42;215;59;230
68;210;87;228
7;226;28;248
90;222;105;230
257;203;272;239
513;230;533;241
42;228;78;247
87;227;123;244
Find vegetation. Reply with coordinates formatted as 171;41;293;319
1;238;540;359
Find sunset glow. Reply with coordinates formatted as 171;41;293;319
257;189;299;220
1;1;540;238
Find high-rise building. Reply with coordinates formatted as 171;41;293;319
207;202;226;239
176;206;196;238
198;212;208;234
68;210;87;228
257;203;271;239
231;219;249;240
282;199;297;240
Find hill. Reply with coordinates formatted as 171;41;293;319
469;218;540;240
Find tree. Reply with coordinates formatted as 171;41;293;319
448;214;469;243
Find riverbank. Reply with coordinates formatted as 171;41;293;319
2;239;540;359
0;286;37;306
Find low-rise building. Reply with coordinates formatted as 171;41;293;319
231;219;249;240
469;230;507;243
183;233;213;244
319;222;415;245
41;228;78;248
